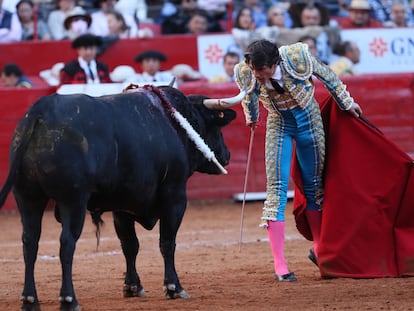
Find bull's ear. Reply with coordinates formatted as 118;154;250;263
212;109;237;126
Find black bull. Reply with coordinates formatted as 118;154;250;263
0;85;236;311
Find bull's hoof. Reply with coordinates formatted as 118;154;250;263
59;304;81;311
164;284;190;299
21;295;41;311
21;304;41;311
59;296;81;311
123;284;146;298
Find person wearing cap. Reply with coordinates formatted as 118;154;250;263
125;50;174;85
63;6;92;39
60;33;112;84
338;0;383;29
234;39;362;282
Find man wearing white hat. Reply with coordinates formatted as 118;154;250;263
63;7;92;39
338;0;383;28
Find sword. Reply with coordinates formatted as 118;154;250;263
239;126;255;252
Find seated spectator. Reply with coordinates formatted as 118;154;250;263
209;51;239;83
108;9;153;39
329;40;360;76
234;0;274;28
232;5;324;55
16;0;51;40
367;0;414;25
125;50;175;84
185;9;214;34
338;0;383;29
231;6;256;55
0;0;22;42
288;0;331;28
297;4;341;64
60;34;112;84
1;63;33;88
265;4;288;28
106;9;128;36
299;34;318;57
47;0;80;40
383;1;414;27
89;0;139;38
63;6;92;39
161;0;222;34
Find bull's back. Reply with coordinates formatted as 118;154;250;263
12;93;189;200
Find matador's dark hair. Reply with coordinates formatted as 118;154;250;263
244;39;280;69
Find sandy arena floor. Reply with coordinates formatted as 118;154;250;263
1;200;413;311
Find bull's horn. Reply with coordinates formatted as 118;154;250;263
169;77;176;87
203;90;246;110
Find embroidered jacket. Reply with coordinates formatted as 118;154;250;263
235;42;355;124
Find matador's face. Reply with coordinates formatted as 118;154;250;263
247;63;277;85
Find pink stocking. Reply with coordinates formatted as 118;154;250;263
267;221;289;276
305;210;322;257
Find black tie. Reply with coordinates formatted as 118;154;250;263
87;63;95;80
270;78;285;94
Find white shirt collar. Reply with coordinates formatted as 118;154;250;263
78;57;99;83
265;65;283;89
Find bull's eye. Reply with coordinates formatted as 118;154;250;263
218;112;224;119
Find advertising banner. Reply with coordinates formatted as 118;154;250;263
197;29;414;78
341;28;414;74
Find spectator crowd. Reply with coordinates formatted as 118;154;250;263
1;0;414;88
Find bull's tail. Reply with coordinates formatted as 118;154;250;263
90;211;104;250
0;112;40;209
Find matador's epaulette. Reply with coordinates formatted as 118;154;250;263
279;42;313;80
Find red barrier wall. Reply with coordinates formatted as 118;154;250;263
1;37;414;210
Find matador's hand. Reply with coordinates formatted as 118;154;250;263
348;102;363;118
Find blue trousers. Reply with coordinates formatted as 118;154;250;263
261;103;325;224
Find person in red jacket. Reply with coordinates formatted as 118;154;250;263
60;33;112;85
338;0;383;29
